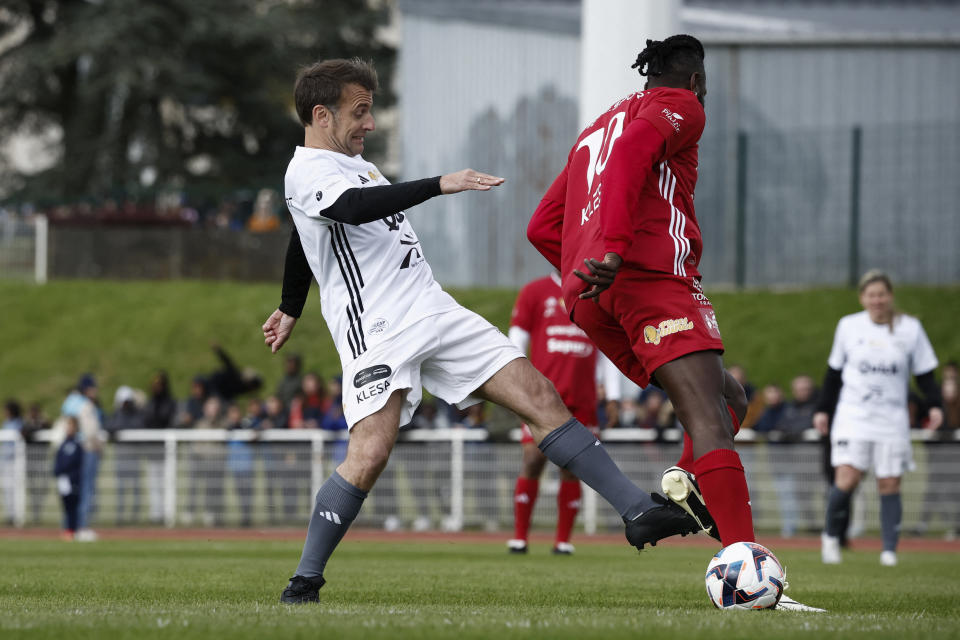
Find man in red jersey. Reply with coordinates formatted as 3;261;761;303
527;35;755;548
506;272;622;555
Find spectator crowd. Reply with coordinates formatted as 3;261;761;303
2;354;958;540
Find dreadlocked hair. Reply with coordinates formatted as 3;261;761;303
631;34;704;78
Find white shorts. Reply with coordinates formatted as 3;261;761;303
830;436;915;478
342;305;525;429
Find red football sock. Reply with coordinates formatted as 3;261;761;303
675;405;741;472
555;480;582;544
693;448;755;546
513;477;539;541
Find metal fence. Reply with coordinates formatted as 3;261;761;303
2;428;958;538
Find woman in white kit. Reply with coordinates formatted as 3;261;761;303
814;270;943;566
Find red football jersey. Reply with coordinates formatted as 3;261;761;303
528;87;706;310
510;273;598;425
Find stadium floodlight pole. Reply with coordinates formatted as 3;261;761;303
578;0;681;129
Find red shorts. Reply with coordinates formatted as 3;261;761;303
568;270;724;388
520;423;599;445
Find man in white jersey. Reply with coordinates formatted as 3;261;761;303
261;58;702;604
814;270;943;566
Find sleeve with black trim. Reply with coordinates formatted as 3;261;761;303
816;366;843;415
321;177;442;225
278;227;313;318
915;370;943;409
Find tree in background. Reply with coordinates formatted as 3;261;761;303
0;0;394;205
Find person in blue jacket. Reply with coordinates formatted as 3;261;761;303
54;416;84;540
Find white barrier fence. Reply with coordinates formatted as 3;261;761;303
0;214;47;283
1;428;958;537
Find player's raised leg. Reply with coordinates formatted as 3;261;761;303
281;389;406;603
475;358;699;549
654;351;756;546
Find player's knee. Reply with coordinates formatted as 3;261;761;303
349;442;392;476
528;373;562;414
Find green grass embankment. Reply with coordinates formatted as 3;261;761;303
1;280;957;413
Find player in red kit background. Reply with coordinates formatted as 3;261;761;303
506;272;622;555
526;34;756;549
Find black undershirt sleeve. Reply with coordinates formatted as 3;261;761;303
321;177;443;225
276;177;443;317
915;370;943;409
278;227;312;318
816;366;843;415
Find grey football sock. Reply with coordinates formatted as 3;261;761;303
880;493;902;552
295;471;367;579
824;485;852;538
538;417;655;520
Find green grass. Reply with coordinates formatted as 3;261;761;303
1;538;958;639
1;280;958;414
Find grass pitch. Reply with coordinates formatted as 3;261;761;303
1;538;958;639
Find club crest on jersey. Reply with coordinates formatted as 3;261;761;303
544;297;560;318
368;170;379;181
643;317;694;345
315;190;323;201
368;318;389;336
698;308;722;339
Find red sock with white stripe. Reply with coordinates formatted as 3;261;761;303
675;405;741;472
693;448;755;546
512;477;539;541
555;480;581;545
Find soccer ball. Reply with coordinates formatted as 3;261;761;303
705;542;785;610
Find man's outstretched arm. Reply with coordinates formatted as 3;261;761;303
318;170;504;225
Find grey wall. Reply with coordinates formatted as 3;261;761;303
398;9;960;287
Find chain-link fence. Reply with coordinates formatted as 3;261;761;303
695;122;960;288
2;429;958;538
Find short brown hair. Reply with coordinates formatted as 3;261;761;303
294;58;378;127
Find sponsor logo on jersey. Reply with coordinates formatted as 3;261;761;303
858;360;900;376
546;338;593;357
358;174;370;184
368;318;389;336
383;213;405;231
315;190;323;201
399;247;423;269
660;108;683;132
643;317;695;345
545;324;588;338
356;380;390;403
353;364;392;388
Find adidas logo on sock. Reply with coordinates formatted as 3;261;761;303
320;511;342;524
515;494;530;504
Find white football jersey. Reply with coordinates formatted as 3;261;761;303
284;147;459;365
827;310;938;442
